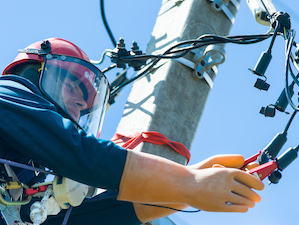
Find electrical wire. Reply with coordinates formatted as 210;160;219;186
90;50;112;65
119;34;271;61
0;158;55;175
100;0;117;47
268;23;280;51
288;64;299;86
110;58;160;95
284;109;297;133
284;29;299;111
98;3;273;103
97;0;274;104
141;203;201;213
61;206;73;225
260;0;270;16
84;193;200;213
283;28;299;72
102;63;117;73
110;33;272;95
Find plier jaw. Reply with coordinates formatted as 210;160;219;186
243;150;278;181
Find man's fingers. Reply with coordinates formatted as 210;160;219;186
229;191;256;207
221;203;251;213
231;181;262;203
217;155;245;168
196;154;245;169
234;170;265;191
212;164;225;168
205;202;250;213
217;193;255;212
243;162;259;170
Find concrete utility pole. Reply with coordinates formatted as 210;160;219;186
116;0;240;223
116;0;240;163
117;0;240;225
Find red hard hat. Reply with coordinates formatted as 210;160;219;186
2;38;90;75
2;38;110;137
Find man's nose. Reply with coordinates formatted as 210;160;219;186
74;96;88;111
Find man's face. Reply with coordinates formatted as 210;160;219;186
62;77;87;122
40;55;109;136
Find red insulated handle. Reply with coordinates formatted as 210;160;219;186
242;150;262;169
247;161;278;180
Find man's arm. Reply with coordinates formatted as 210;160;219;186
118;151;264;214
0;76;128;190
132;154;254;222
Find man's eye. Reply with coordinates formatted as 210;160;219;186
65;83;74;92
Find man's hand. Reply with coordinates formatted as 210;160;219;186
119;151;265;218
186;154;264;212
184;166;264;212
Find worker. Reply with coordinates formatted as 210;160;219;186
0;38;264;225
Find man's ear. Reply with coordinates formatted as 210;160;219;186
17;63;41;87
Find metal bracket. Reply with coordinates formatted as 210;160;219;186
207;0;240;24
158;0;185;16
173;44;226;89
18;48;40;54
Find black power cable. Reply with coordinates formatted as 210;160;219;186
97;0;272;105
119;34;271;62
284;29;298;111
100;0;117;47
110;33;272;96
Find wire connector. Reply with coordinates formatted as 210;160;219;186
108;38;147;71
108;38;130;69
270;11;291;33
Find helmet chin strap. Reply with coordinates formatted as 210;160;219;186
38;62;44;72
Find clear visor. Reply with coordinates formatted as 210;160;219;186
40;54;110;137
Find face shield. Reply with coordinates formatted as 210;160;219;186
39;54;110;137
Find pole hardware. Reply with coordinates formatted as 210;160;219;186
246;0;277;26
207;0;240;24
250;11;291;80
249;11;294;116
107;38;147;71
259;86;294;117
173;44;226;89
158;0;185;16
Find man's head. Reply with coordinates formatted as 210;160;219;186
2;38;110;137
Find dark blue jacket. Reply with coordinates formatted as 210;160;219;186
0;75;141;225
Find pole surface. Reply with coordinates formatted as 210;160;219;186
116;0;240;165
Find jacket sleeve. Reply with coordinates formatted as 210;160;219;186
0;76;128;191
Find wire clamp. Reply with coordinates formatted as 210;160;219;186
174;44;226;89
207;0;240;24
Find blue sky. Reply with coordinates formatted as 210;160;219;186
1;1;299;225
